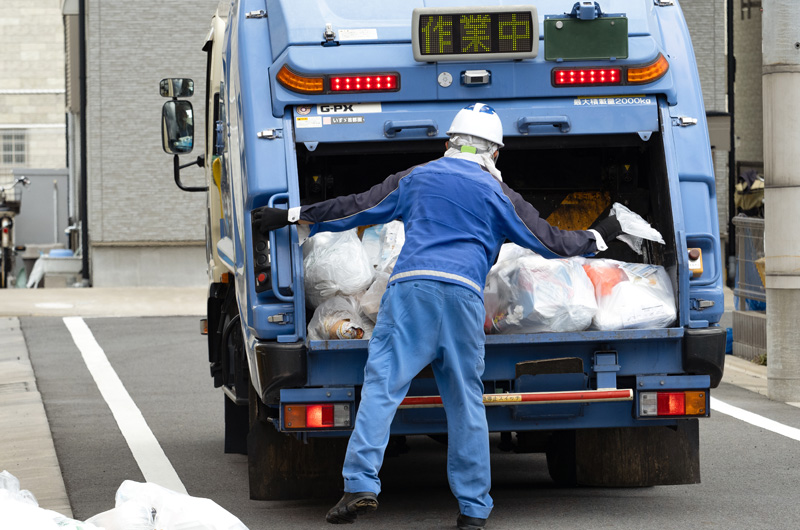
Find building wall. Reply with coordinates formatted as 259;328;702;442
733;0;763;165
0;0;66;183
682;0;728;112
80;0;221;286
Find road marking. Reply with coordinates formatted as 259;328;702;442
63;317;188;494
711;396;800;442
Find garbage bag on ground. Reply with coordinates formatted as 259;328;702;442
359;271;390;324
582;259;676;330
610;202;665;255
0;470;102;530
308;295;374;340
303;229;375;309
87;480;248;530
86;499;154;530
484;245;597;334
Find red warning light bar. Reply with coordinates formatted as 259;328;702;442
399;389;633;409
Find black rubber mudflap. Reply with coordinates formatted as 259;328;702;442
247;420;348;500
224;395;249;455
574;420;701;486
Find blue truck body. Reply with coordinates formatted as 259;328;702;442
166;0;727;496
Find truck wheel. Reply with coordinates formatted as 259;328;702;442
246;384;348;500
545;430;578;487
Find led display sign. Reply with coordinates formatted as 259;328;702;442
412;6;539;62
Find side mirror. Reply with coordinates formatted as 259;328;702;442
159;78;194;98
161;100;194;155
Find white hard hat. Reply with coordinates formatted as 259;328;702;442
446;102;504;148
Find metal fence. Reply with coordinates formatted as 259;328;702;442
733;216;765;311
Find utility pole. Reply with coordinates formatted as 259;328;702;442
762;0;800;402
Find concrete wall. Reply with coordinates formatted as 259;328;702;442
79;0;221;286
0;0;66;182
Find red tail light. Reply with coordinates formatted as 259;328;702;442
277;65;400;95
306;404;335;428
330;75;398;93
640;391;707;417
283;403;352;430
552;54;670;87
553;67;622;86
657;392;685;415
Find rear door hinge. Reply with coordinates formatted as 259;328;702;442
257;128;283;139
246;10;267;19
672;116;698;127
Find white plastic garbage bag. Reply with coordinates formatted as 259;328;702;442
484;245;597;334
96;480;249;530
0;470;103;530
26;255;45;288
303;229;375;309
308;295;374;340
86;499;155;530
360;225;382;270
610;202;665;255
359;271;390;323
582;259;676;330
376;221;405;273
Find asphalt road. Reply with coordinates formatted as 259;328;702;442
22;316;800;529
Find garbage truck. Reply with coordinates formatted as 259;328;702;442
160;0;726;499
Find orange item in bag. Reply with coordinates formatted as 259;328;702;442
583;263;628;297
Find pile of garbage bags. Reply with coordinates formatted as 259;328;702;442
302;205;675;339
0;470;248;530
304;222;404;341
484;245;676;334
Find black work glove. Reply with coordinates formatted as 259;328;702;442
253;206;291;234
593;214;623;242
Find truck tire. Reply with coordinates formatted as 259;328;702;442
545;430;578;487
547;422;701;487
247;384;348;500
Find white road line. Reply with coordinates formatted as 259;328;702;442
63;316;188;494
711;396;800;442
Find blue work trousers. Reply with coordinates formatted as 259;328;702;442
342;279;493;519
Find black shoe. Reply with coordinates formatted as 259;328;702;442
326;491;379;524
457;514;487;530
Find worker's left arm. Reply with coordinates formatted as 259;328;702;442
496;182;620;258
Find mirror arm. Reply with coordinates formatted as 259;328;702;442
173;155;208;192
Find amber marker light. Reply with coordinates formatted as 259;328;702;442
627;53;669;84
276;65;324;94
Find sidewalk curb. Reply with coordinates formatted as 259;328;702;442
722;354;768;397
0;317;73;517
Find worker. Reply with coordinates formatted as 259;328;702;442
253;102;622;529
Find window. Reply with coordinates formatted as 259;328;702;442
1;131;27;166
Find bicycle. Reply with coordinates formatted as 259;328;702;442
0;175;30;288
